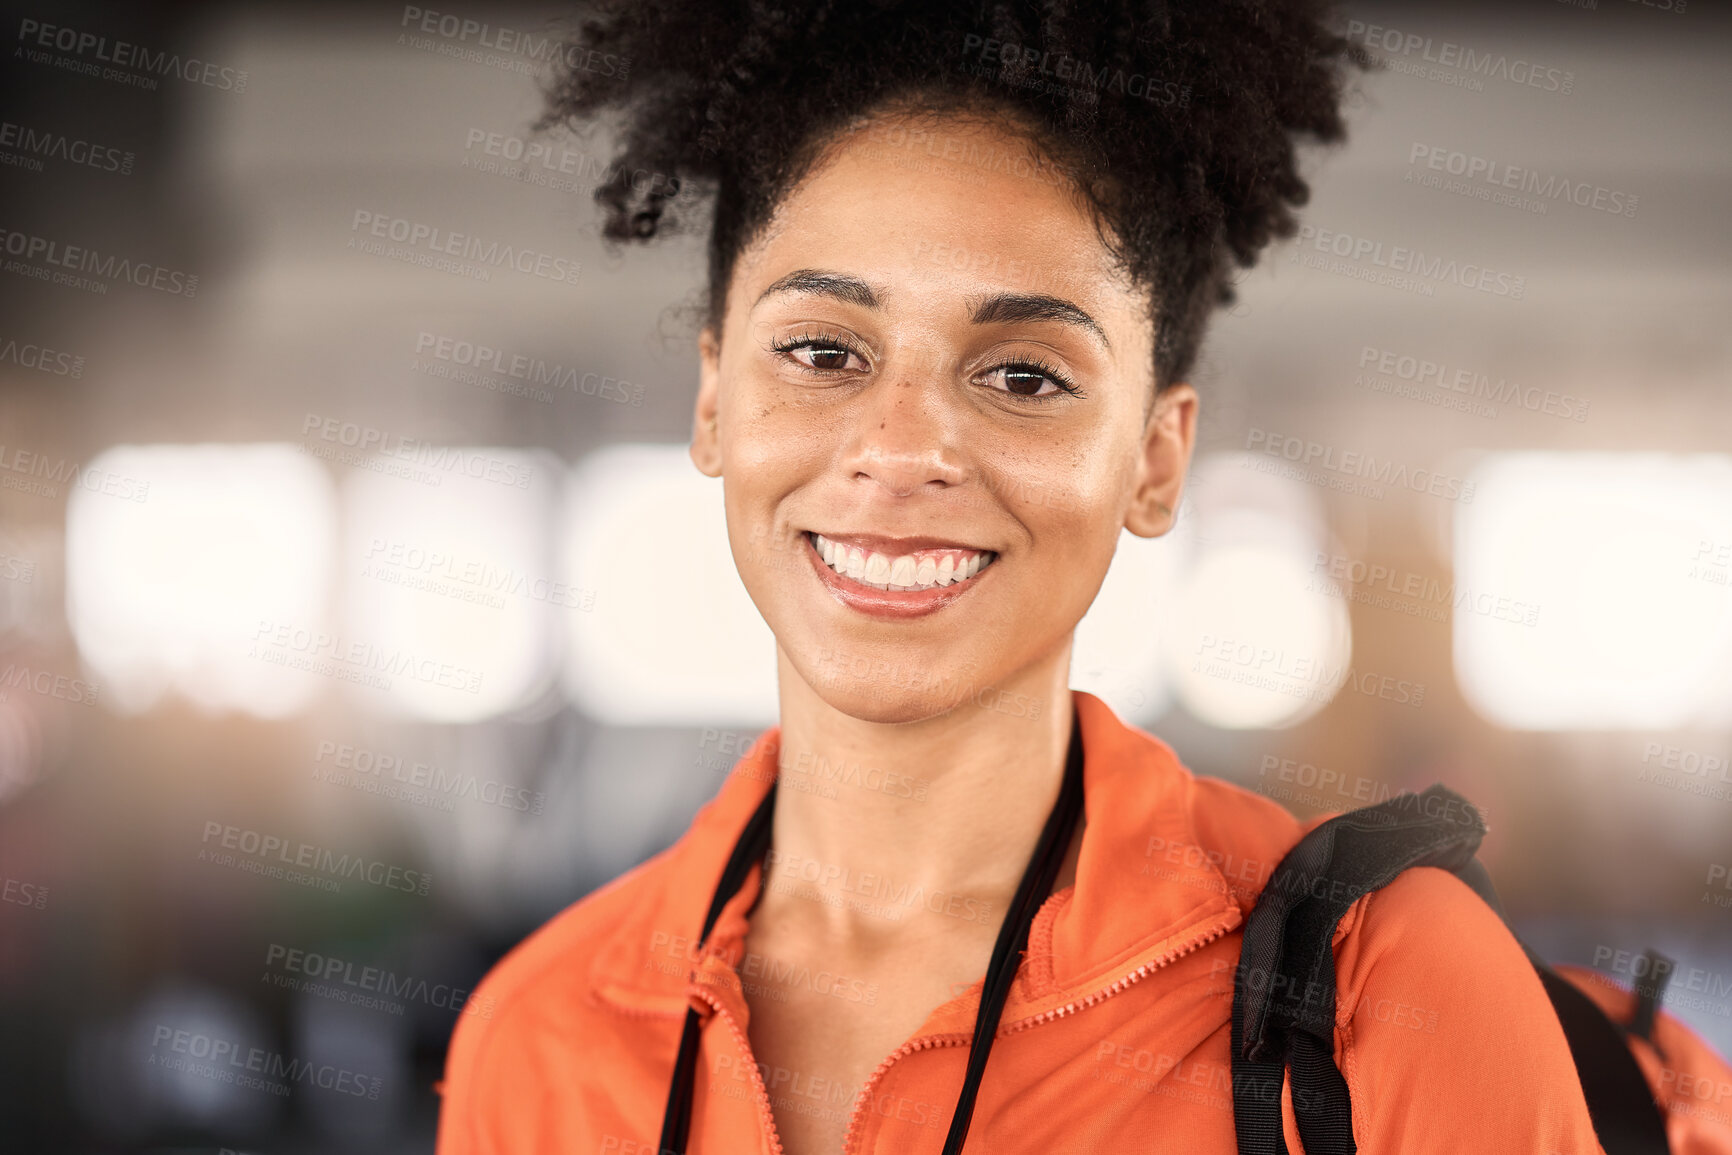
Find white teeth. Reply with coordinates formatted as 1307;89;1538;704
811;533;994;592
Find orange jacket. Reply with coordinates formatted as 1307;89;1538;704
436;691;1732;1154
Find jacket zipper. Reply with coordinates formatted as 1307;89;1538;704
1000;911;1239;1036
839;1031;973;1155
836;908;1241;1154
691;984;787;1155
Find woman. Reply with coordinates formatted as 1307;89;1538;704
436;2;1629;1152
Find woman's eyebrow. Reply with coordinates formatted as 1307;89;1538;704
969;292;1111;352
754;270;1111;352
755;269;881;309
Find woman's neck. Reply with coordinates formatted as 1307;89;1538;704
762;643;1078;944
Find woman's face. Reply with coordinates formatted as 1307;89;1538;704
694;111;1196;725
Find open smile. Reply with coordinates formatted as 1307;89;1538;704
802;531;998;618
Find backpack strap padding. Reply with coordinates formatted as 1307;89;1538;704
1231;785;1488;1155
1531;954;1672;1154
1626;949;1673;1049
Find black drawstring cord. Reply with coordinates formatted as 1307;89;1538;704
657;704;1086;1154
940;707;1086;1154
658;779;779;1154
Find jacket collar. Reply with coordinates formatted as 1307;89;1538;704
589;691;1243;1026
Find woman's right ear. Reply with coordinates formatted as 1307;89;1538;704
691;327;723;477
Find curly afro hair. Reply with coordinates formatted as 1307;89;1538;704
539;0;1372;392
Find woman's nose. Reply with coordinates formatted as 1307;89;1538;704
840;373;968;497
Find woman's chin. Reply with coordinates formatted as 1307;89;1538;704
801;672;977;727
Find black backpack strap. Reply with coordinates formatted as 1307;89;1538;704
1410;863;1672;1152
1230;784;1487;1155
1230;784;1675;1155
1625;948;1674;1049
1527;950;1671;1154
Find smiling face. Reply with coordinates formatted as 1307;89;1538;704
692;109;1197;725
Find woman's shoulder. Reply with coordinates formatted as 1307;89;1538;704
454;765;776;1033
1324;865;1608;1150
435;845;696;1150
1093;703;1309;901
474;849;680;1018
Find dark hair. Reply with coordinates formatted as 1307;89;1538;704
540;0;1371;391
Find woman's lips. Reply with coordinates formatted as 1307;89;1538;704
803;531;996;618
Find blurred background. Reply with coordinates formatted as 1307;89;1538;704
2;0;1730;1150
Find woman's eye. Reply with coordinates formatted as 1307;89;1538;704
980;365;1067;398
785;343;865;372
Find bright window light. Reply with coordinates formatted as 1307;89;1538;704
1454;453;1732;730
339;450;562;723
1072;529;1186;724
561;445;779;726
1160;454;1352;729
65;444;336;717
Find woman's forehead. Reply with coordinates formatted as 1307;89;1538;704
729;118;1150;331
